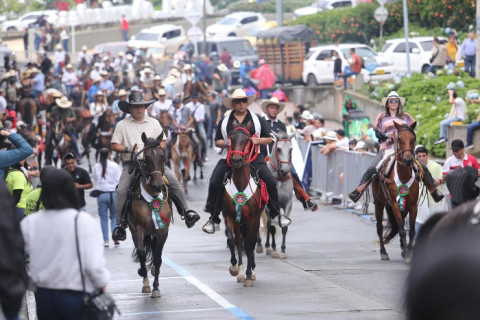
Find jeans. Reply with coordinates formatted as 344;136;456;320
32;89;42;98
343;70;359;89
66;84;73;99
467;121;480;145
439;117;462;139
465;55;476;77
16;207;25;222
62;39;68;52
35;288;84;320
427;65;442;74
196;122;208;159
260;89;269;99
97;192;117;241
122;29;129;41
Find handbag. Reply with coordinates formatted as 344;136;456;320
75;212;120;320
89;189;105;197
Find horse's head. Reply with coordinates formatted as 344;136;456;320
271;131;294;176
177;128;192;160
394;121;417;166
159;111;172;127
229;122;253;169
54;121;65;142
141;132;166;193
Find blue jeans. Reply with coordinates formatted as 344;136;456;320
343;69;359;89
65;84;73;99
467;121;480;145
465;55;476;77
260;89;269;99
427;65;442;74
35;288;84;320
439;117;462;139
122;29;129;41
197;122;208;158
16;207;25;222
66;129;80;158
97;192;117;242
62;39;68;52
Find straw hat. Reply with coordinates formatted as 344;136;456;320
154;88;167;99
56;96;72;109
126;54;134;60
102;56;109;62
92;77;102;84
143;68;153;74
116;89;129;97
183;64;192;71
100;70;109;76
93;62;101;68
55;43;62;50
163;76;176;86
381;91;405;107
46;88;62;97
81;45;88;51
169;68;180;78
118;91;156;114
29;67;39;74
260;97;285;114
217;64;228;72
93;91;104;98
118;51;125;57
223;89;256;109
300;110;314;120
154;75;162;81
65;63;73;69
324;131;338;141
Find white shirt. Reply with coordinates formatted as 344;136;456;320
0;95;7;113
92;160;121;192
185;101;205;122
60;29;68;41
90;69;100;80
54;50;65;64
151;98;172;118
312;127;327;139
90;102;107;125
77;51;92;64
451;97;466;121
336;137;349;150
61;70;78;86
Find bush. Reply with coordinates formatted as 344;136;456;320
228;0;312;14
363;71;480;158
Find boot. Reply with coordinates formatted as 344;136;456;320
349;167;377;203
300;198;318;212
170;189;200;228
202;212;221;234
268;201;291;228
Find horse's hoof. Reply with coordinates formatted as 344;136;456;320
229;265;239;276
266;248;272;255
404;257;412;265
142;286;151;293
271;251;279;258
244;279;254;287
251;271;256;280
151;266;155;276
256;245;263;254
237;273;245;283
151;289;161;298
381;254;390;261
279;252;287;259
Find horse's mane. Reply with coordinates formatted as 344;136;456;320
397;123;416;137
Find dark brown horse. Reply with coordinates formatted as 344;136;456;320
128;132;171;298
51;121;74;168
94;109;116;161
17;97;37;128
223;124;265;287
372;121;419;263
170;128;194;193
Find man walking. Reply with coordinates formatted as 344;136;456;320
121;15;129;41
461;32;476;77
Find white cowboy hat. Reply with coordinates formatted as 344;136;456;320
300;110;314;120
118;51;125;57
102;56;109;61
93;62;101;68
381;91;405;107
154;75;162;81
99;70;109;76
154;88;167;99
93;91;104;98
324;131;338;141
354;141;366;150
143;67;153;74
81;45;88;51
223;89;256;109
260;97;285;114
126;54;134;60
65;64;73;69
55;43;62;50
56;96;72;109
217;64;228;72
46;88;62;97
163;76;176;86
116;89;129;96
169;68;180;78
183;64;192;71
92;77;102;84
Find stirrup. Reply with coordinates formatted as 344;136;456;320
202;220;216;234
431;190;444;203
349;189;362;203
184;210;200;228
112;226;126;241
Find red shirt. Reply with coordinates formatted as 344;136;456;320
121;18;129;31
442;153;480;175
8;109;16;128
351;53;362;73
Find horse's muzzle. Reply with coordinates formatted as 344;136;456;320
231;157;244;168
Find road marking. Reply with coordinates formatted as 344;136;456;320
109;276;183;284
163;256;254;320
120;307;226;316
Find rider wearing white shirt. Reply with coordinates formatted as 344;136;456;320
90;64;101;80
185;93;207;161
150;89;172;118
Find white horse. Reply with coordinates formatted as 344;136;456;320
257;131;295;259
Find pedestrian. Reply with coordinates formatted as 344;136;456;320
63;152;93;211
240;60;253;89
342;95;359;138
252;59;276;99
5;156;33;221
60;26;68;52
121;14;129;41
427;37;447;75
333;50;342;84
92;148;121;247
207;91;221;147
342;48;362;89
446;33;458;69
23;29;28;58
220;47;232;69
0;129;34;180
20;166;110;320
434;89;466;145
461;32;476;77
53;43;65;74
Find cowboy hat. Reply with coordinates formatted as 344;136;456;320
154;75;162;81
29;67;40;73
260;97;285;114
81;45;88;51
102;56;109;61
99;70;109;76
354;141;366;150
55;44;62;50
300;110;314;120
324;131;338;141
46;88;62;97
93;91;104;98
154;88;167;99
65;64;73;69
56;96;72;109
126;54;134;60
92;77;102;84
118;51;125;57
183;64;192;71
163;76;176;86
217;64;228;72
169;68;180;78
116;89;129;97
381;91;406;107
143;67;153;73
223;89;256;109
118;91;156;114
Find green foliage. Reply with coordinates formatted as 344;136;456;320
227;0;312;14
363;72;480;158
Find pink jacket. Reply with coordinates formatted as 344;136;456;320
254;64;276;90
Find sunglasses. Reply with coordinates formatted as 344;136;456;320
233;98;248;104
388;99;400;103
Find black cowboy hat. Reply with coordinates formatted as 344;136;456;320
118;91;156;114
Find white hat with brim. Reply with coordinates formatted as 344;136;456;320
381;91;405;107
92;77;102;84
154;75;161;81
217;64;228;72
93;91;104;98
300;110;314;120
143;68;153;74
46;88;62;97
55;44;62;50
354;141;366;150
100;70;109;76
126;54;134;60
183;64;192;71
154;88;167;99
324;131;338;141
223;89;256;109
169;69;180;78
116;89;129;97
65;64;73;69
81;45;88;51
260;97;285;114
163;76;176;86
56;96;72;109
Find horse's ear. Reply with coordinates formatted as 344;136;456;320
141;132;147;143
393;121;401;131
157;131;164;143
232;119;239;128
288;132;296;140
245;121;253;131
271;131;279;140
410;121;417;130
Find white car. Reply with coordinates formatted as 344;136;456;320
293;0;352;19
129;24;186;57
302;43;396;85
206;12;266;38
379;37;450;74
2;10;58;32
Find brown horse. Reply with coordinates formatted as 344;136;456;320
17;97;37;128
372;121;419;263
223;124;265;287
94;109;116;161
51;121;74;168
128;132;171;298
170;128;194;193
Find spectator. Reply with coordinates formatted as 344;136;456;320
0;129;33;180
23;29;28;58
434;89;466;145
353;141;366;154
20;166;110;320
296;111;315;140
312;117;326;140
240;60;253;88
61;63;77;99
212;64;226;92
64;153;93;211
320;131;338;155
349;138;358;151
121;15;129;41
342;95;359;138
461;32;476;77
428;37;447;75
219;47;232;69
0;88;7;114
53;43;65;73
252;59;276;99
342;48;362;89
0;179;27;320
5;156;33;221
333;50;342;84
446;33;458;69
207;91;221;147
335;128;349;149
92;148;121;247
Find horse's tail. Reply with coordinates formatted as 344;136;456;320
132;235;154;271
383;205;399;243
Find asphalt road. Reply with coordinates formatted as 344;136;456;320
23;143;409;320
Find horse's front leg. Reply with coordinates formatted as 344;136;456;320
244;218;260;287
406;206;418;264
391;203;408;262
375;201;389;260
134;230;150;293
225;216;238;277
236;223;246;283
256;230;263;253
151;232;168;298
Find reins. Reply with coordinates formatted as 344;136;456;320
226;127;259;167
269;138;292;176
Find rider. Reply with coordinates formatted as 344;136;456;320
87;91;107;146
348;91;444;203
44;96;81;165
185;92;208;162
260;97;318;212
111;91;200;241
202;89;291;234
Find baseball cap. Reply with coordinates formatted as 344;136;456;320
335;129;345;137
451;139;464;151
172;97;181;104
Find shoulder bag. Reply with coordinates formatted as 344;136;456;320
75;212;120;320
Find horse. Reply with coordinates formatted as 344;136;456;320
371;121;419;263
128;132;172;298
51;121;73;168
257;131;295;259
17;97;37;128
170;127;194;193
223;124;267;287
93;108;116;161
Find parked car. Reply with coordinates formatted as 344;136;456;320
2;10;58;32
93;41;128;58
293;0;352;19
196;37;258;83
302;43;396;85
206;12;266;38
379;37;453;74
129;24;186;57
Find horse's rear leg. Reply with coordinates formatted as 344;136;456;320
270;224;278;258
265;216;272;255
375;202;389;261
405;207;418;264
279;226;288;259
193;162;197;182
256;230;263;253
244;219;260;287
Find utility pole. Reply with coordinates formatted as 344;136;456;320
276;0;283;27
476;0;480;78
402;0;411;75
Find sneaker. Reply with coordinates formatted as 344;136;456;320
434;137;446;145
202;220;216;234
104;241;109;247
466;144;474;150
205;157;209;162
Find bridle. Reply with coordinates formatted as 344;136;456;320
226;127;259;167
269;137;292;176
394;126;416;166
132;146;166;187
